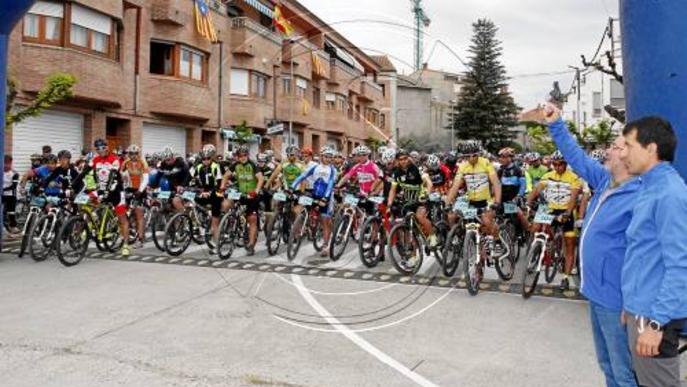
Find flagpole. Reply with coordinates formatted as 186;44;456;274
289;40;294;150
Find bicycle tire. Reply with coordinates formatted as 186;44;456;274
329;214;351;261
266;213;284;256
358;216;384;268
28;214;56;262
217;213;237;260
311;215;326;252
164;213;193;257
495;230;515;281
127;210;139;244
190;209;206;245
18;213;36;258
56;216;90;267
387;222;423;275
287;212;306;261
442;223;464;277
151;212;167;252
464;231;481;296
545;230;564;283
522;241;544;299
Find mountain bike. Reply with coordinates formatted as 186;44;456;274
216;189;250;260
163;189;212;256
28;196;72;261
521;205;565;298
265;190;295;256
329;192;369;261
287;193;325;261
357;195;386;268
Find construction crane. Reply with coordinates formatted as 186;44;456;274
411;0;431;71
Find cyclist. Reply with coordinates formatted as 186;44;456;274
30;153;43;169
425;154;451;195
121;144;149;249
336;145;382;196
524;152;549;193
157;146;191;213
256;152;276;222
3;155;20;236
445;141;503;254
386;149;435;255
266;146;303;192
443;151;459;181
221;145;264;256
497;147;529;231
21;153;60;198
291;146;338;258
194;144;225;252
526;150;581;290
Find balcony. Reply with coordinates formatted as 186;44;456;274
145;76;214;122
19;44;125;107
226;97;273;129
230;17;282;57
324;110;350;135
359;79;384;103
151;0;188;26
276;96;314;126
328;59;363;93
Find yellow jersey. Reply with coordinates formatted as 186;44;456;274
538;169;581;210
457;157;496;202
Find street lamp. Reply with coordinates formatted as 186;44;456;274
449;99;457;151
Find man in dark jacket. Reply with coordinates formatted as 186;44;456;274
542;104;640;387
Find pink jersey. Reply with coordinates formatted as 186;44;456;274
344;160;382;194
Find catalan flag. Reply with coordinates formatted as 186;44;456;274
273;4;294;37
301;97;310;116
311;52;325;77
194;0;218;43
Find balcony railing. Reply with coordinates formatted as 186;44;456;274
231;17;282;45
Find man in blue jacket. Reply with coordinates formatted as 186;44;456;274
620;116;687;387
541;104;640;387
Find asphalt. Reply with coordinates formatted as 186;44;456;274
0;236;683;387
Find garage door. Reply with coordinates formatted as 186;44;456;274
12;110;84;173
142;124;187;156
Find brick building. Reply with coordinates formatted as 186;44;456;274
5;0;394;171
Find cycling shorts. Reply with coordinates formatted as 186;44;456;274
195;194;223;218
551;209;576;237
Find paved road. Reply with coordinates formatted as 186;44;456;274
0;236;683;386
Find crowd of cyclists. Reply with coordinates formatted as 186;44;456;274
3;137;609;297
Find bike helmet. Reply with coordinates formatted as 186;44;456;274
94;138;107;149
498;147;515;158
353;145;371;156
264;149;274;159
160;146;175;160
301;146;313;157
127;144;141;154
286;146;300;157
57;150;72;160
236;145;250;155
44;153;58;163
30;153;43;161
321;146;336;157
426;154;441;170
444;152;457;168
200;144;216;158
396;148;410;159
381;148;396;164
410;151;420;159
550;150;565;162
458;140;482;155
589;149;607;164
257;153;268;163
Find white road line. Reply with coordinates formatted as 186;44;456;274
271;272;398;296
291;274;439;387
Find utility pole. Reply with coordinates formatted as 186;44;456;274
411;0;431;71
568;65;582;131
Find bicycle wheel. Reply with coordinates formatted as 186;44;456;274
266;213;284;256
503;221;520;263
127;210;138;244
442;223;464;277
495;230;515;281
464;232;482;296
103;214;124;253
151;211;167;252
387;222;423;275
190;209;207;245
312;215;326;252
287;212;307;261
544;230;563;283
28;214;56;262
358;216;384;268
203;214;216;250
217;213;239;260
522;241;543;299
18;212;36;258
329;214;351;261
164;213;193;256
433;220;450;265
56;216;90;267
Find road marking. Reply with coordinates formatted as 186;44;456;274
291;274;439;387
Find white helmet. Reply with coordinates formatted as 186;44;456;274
127;144;141;154
161;146;175;160
353;145;371;156
426;154;441;170
321;146;336;157
381;148;396;164
200;144;216;158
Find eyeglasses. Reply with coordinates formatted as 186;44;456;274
96;146;107;151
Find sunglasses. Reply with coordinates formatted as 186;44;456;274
96;146;107;151
552;161;566;166
202;157;212;161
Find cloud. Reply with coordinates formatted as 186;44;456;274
297;0;618;110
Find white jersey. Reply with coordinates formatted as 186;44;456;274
304;160;318;189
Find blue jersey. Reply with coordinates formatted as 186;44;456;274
35;166;61;196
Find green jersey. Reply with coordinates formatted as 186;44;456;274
526;165;549;192
229;161;259;194
281;161;304;188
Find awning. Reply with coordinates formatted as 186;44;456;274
243;0;273;18
222;129;237;139
325;39;365;73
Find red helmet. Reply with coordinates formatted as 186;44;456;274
301;146;313;156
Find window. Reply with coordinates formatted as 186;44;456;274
23;1;64;44
179;47;205;81
380;113;386;129
70;4;113;56
336;95;347;112
592;92;602;118
251;72;268;98
355;105;361;121
282;76;292;95
325;92;336;110
312;87;321;109
150;41;175;76
296;77;308;98
230;68;249;95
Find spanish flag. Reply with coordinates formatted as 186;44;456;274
273;4;294;37
194;0;218;43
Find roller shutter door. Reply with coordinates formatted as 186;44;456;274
142;124;187;156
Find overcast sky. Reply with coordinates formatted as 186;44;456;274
298;0;618;111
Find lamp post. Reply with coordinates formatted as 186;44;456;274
449;99;457;151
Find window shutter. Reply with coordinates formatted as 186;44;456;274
72;4;112;35
29;1;64;18
230;69;250;95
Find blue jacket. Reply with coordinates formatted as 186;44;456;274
548;119;640;311
291;163;336;199
622;162;687;325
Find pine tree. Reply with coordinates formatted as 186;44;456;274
448;19;520;152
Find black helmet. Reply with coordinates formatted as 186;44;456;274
44;153;58;163
236;145;249;155
94;138;107;149
395;148;409;159
30;153;43;161
57;150;72;160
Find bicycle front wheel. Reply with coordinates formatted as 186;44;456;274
265;213;284;256
442;223;464;278
287;212;307;261
18;212;37;258
329;214;351;261
28;214;56;262
56;216;90;267
164;213;193;256
522;241;543;299
358;216;384;268
463;232;481;296
217;213;237;260
387;223;423;275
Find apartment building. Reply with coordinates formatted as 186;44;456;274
5;0;393;171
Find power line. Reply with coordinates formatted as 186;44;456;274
508;69;576;79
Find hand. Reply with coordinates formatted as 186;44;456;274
636;327;663;357
200;191;210;198
248;191;257;199
543;102;562;124
176;186;184;194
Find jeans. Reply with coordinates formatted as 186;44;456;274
589;302;638;387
